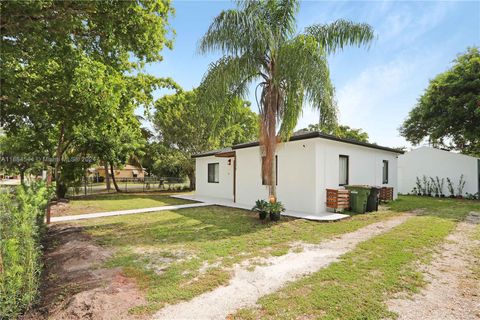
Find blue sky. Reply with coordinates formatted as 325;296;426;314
143;0;480;148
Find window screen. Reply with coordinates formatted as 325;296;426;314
339;155;349;186
208;163;219;183
382;160;389;184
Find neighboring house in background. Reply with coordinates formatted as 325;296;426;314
398;147;480;196
89;164;146;180
193;131;402;216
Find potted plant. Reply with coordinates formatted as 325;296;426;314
252;199;269;220
267;201;285;221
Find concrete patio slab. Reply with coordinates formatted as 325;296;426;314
171;194;350;222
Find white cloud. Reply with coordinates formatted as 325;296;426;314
379;2;451;47
294;56;426;147
336;60;413;127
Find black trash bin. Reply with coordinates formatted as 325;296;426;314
366;187;380;212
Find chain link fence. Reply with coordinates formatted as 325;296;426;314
66;176;190;196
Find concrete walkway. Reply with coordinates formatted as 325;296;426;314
49;202;211;223
172;194;350;222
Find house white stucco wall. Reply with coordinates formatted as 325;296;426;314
195;136;401;215
315;139;399;212
398;147;479;196
235;139;318;214
195;156;234;201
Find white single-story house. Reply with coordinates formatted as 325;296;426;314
193;131;402;216
398;146;479;196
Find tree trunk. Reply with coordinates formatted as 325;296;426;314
188;171;195;190
104;162;111;191
109;162;121;192
259;62;280;202
55;125;65;199
266;84;278;202
19;167;26;185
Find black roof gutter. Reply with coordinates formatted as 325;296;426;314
192;132;404;158
233;132;404;154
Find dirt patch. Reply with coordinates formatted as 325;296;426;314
50;202;99;217
387;212;480;320
22;224;147;320
153;214;413;320
132;247;193;276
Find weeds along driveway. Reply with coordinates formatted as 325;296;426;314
154;214;413;320
233;197;480;320
68;205;400;317
387;215;480;320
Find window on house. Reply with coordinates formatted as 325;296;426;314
207;163;219;183
382;160;389;184
339;155;349;186
262;155;278;185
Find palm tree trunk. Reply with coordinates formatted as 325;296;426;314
268;91;277;201
261;83;278;202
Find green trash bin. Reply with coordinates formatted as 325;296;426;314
349;191;358;212
345;185;370;214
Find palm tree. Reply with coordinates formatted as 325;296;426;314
198;0;374;202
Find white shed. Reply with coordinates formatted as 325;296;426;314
193;132;402;216
398;146;479;196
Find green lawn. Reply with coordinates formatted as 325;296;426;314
387;195;479;220
67;195;479;317
52;192;194;216
234;196;480;320
72;206;399;314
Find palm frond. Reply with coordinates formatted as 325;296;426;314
198;54;261;106
276;34;337;138
198;6;270;57
306;19;375;54
270;0;299;42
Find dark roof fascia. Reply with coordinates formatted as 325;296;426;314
232;132;405;154
191;150;222;158
192;132;404;158
191;148;233;159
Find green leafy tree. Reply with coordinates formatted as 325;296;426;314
400;47;480;156
198;0;374;200
0;125;52;184
153;89;258;189
1;1;175;198
303;123;369;142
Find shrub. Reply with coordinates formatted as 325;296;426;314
457;174;466;197
446;178;455;197
0;182;51;319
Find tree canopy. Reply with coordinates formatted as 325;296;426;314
1;1;175;197
198;0;374;199
152;89;258;188
400;47;480;156
303;123;369;142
